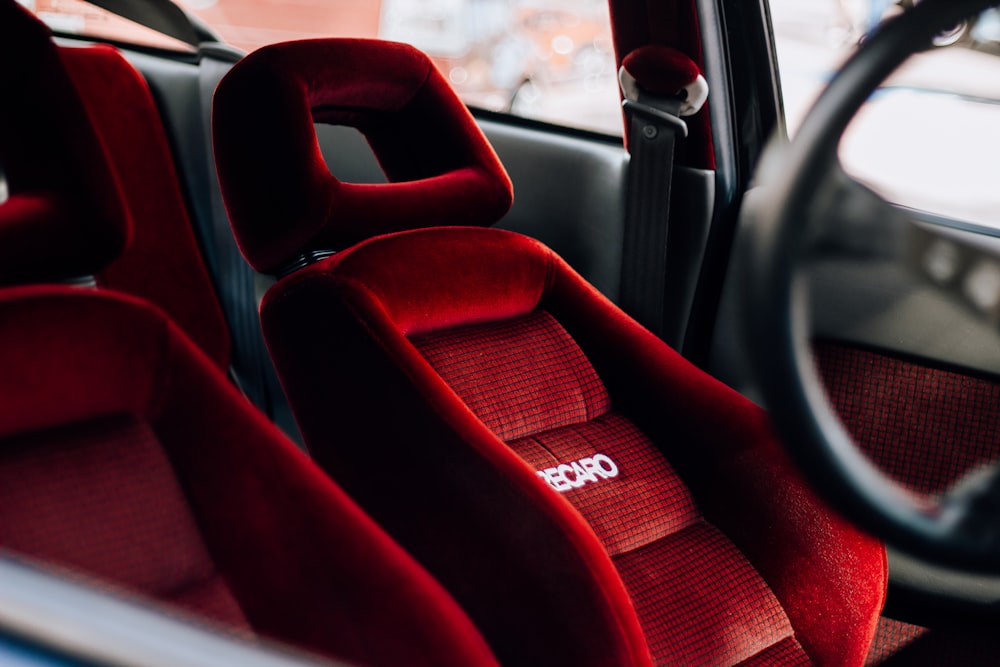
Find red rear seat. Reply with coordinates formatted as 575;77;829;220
59;44;231;369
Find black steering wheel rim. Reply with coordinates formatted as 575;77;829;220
746;0;1000;573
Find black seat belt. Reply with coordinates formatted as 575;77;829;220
620;90;687;340
617;47;708;344
197;45;305;443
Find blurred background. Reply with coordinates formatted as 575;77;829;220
21;0;1000;228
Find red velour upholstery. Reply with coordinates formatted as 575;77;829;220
59;44;231;369
0;5;498;665
0;286;498;667
213;39;513;274
622;45;701;95
259;227;887;666
0;1;129;284
411;310;799;664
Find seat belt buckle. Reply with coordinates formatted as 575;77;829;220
622;96;689;138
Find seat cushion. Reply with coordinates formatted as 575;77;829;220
0;413;251;631
0;285;498;667
412;310;808;664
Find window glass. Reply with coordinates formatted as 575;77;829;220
24;0;622;135
769;0;1000;229
183;0;621;135
18;0;194;51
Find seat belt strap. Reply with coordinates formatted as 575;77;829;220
620;91;686;339
618;46;708;341
196;46;274;414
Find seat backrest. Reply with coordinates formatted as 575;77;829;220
214;38;887;667
59;43;231;369
0;7;497;666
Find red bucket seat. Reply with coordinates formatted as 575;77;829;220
214;38;887;666
0;6;496;666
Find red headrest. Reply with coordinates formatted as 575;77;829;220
213;39;514;274
621;46;700;96
0;1;130;285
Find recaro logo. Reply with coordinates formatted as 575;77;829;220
536;454;619;493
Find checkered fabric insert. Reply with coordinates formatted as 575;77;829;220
413;311;805;665
814;341;1000;498
510;412;699;556
0;414;250;630
614;523;795;666
864;616;928;666
411;310;610;442
736;636;812;666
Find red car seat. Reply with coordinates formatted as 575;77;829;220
57;43;232;369
0;6;497;666
214;39;888;666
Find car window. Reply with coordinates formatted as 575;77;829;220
376;0;620;135
768;0;1000;230
25;0;622;136
17;0;195;51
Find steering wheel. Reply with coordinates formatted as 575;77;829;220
744;0;1000;575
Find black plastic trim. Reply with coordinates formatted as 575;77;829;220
85;0;220;47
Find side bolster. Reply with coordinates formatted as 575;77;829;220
546;258;887;667
150;301;499;667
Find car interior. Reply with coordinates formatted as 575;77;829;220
2;0;1000;665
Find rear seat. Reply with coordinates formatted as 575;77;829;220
59;44;231;370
